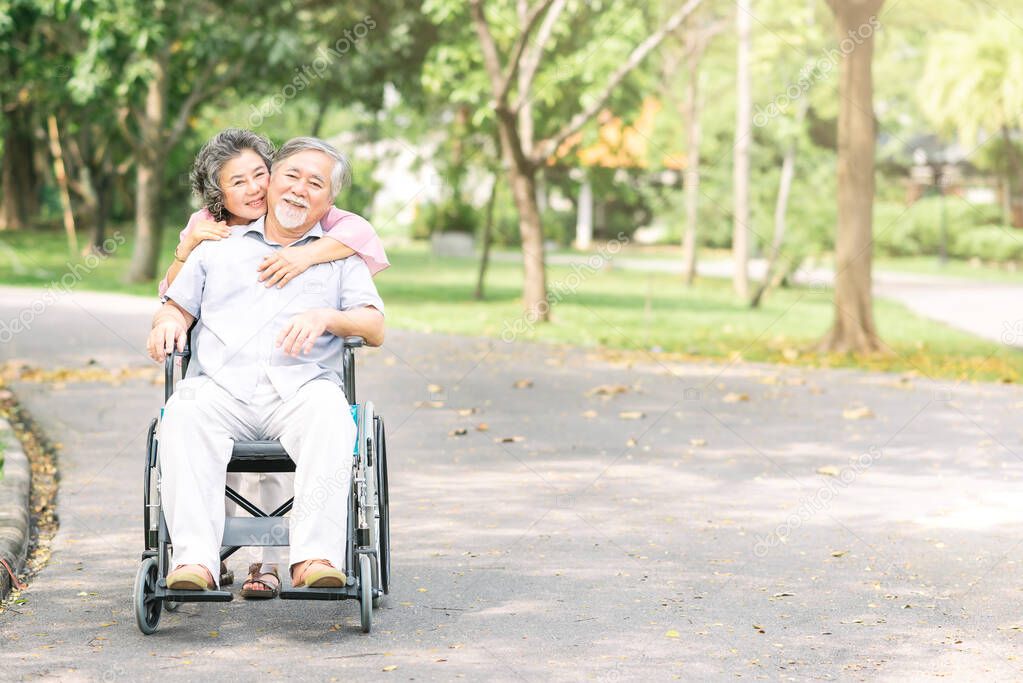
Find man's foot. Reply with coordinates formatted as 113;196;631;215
290;559;346;588
240;563;280;599
167;564;214;590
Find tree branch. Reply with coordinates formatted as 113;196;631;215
515;0;566;110
496;0;555;102
166;59;227;148
469;0;508;100
531;0;705;164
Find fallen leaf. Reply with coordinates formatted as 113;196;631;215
665;629;680;639
581;410;598;419
772;592;795;598
690;438;706;447
208;630;219;638
626;438;637;447
495;436;524;443
816;466;840;477
723;392;750;403
475;422;489;431
513;379;534;389
418;587;428;593
618;411;645;420
457;408;478;416
448;428;467;437
831;550;848;557
842;405;874;420
382;665;398;672
414;400;445;409
586;384;629;397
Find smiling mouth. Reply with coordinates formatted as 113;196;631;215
283;198;308;209
247;198;266;208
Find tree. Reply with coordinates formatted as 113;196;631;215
463;0;705;320
917;14;1023;226
0;0;47;230
820;0;884;353
732;0;752;298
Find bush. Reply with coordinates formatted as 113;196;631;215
874;197;1003;257
951;226;1023;262
409;200;478;240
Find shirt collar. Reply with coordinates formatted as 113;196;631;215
242;215;324;246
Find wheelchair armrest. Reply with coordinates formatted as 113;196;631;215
344;336;365;348
163;342;191;403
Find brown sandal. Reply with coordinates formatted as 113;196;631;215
220;561;234;586
240;563;280;599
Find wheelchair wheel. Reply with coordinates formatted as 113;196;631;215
374;415;391;599
133;556;162;635
359;553;372;633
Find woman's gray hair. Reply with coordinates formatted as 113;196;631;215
190;129;275;221
272;137;351;198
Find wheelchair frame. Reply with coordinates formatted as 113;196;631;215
134;335;391;635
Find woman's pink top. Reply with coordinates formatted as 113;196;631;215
157;206;389;296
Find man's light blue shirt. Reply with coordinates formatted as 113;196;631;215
164;216;384;403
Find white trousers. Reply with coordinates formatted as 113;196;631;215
225;471;293;566
159;375;354;585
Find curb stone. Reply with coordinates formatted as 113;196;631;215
0;416;30;600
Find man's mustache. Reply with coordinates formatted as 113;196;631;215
279;194;310;209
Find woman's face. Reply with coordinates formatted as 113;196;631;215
218;149;269;223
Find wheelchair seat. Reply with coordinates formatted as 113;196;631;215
228;440;294;473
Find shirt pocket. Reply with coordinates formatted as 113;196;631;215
290;262;341;310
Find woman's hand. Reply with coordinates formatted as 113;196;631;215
276;309;329;356
183;220;231;256
257;244;315;288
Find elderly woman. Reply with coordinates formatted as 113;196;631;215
158;128;388;598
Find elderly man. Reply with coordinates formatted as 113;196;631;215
146;137;385;591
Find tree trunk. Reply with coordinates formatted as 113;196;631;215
46;115;79;256
732;0;752;298
474;175;499;300
821;0;884;353
1;106;39;230
751;95;809;308
126;52;169;283
1001;125;1023;228
681;39;702;286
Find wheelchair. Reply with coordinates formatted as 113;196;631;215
134;335;391;635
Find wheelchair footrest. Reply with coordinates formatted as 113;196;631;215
156;584;233;603
280;585;358;601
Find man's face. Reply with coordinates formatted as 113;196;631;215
267;150;335;230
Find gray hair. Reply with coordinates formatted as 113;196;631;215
190;129;275;221
272;137;351;198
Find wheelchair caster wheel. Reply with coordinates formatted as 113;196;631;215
134;556;162;634
359;553;372;633
165;600;180;612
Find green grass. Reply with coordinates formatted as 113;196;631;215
1;227;1019;382
874;255;1023;283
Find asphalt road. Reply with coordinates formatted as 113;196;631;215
1;285;1023;681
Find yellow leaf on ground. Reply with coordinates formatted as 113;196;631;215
816;466;840;477
514;379;534;389
448;428;467;437
586;384;629;397
495;436;524;443
665;629;680;639
842;405;874;420
723;393;750;403
581;410;598;418
690;438;706;446
476;422;489;431
618;411;645;420
382;665;398;672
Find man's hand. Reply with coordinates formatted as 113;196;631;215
147;319;187;362
276;309;329;357
258;244;315;289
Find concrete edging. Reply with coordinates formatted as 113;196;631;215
0;416;31;599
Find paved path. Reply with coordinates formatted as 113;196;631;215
2;285;1023;681
496;252;1023;349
